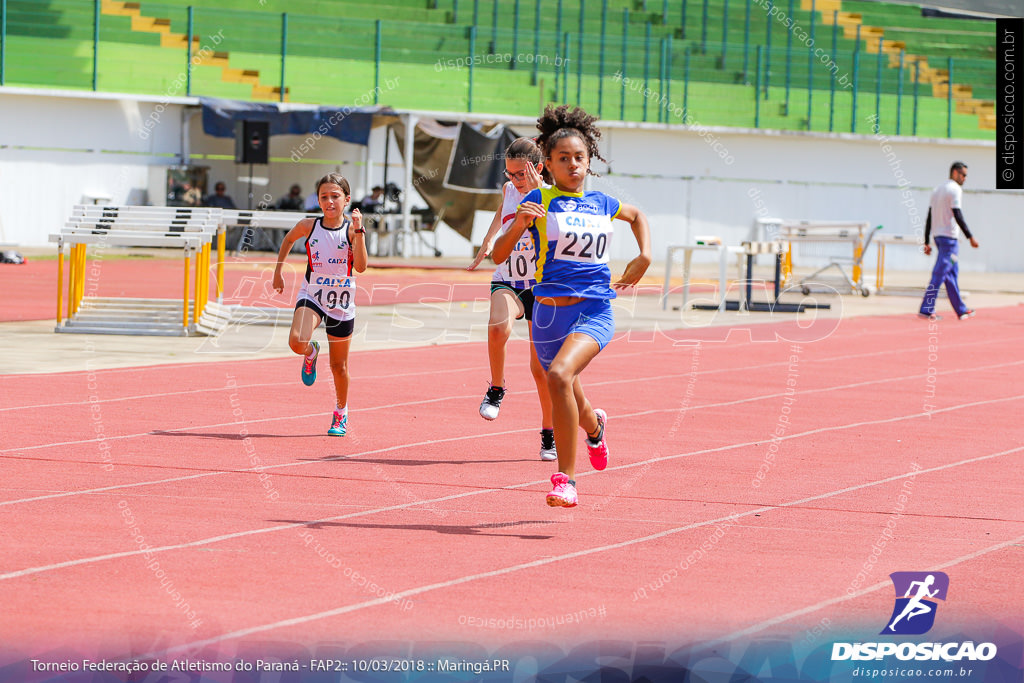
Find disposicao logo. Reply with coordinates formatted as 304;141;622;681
882;571;948;635
831;571;997;663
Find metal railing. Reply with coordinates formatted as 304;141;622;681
0;0;996;139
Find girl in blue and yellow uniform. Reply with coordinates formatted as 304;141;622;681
273;173;368;436
493;105;651;508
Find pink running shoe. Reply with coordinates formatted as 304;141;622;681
586;408;609;471
546;472;578;507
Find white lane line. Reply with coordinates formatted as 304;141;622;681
138;447;1024;658
4;350;1019;458
3;332;1014;413
2;401;1021;582
706;532;1024;648
1;368;1021;510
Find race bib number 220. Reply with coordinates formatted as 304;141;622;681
553;213;613;264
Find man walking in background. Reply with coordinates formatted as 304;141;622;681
919;161;978;321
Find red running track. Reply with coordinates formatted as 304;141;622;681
0;256;498;322
0;309;1022;660
1;255;687;322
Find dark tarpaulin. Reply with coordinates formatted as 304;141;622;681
199;97;393;147
443;123;521;193
393;120;512;241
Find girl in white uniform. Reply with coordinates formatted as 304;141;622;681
273;173;368;436
468;138;555;461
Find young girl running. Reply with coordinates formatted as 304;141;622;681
468;137;556;461
272;173;368;436
493;105;651;507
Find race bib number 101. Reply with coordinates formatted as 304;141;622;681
501;234;537;281
554;213;613;264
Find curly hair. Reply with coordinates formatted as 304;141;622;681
534;104;607;175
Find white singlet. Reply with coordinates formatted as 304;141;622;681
296;217;356;322
492;181;544;290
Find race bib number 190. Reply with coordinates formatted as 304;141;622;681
309;276;354;312
554;213;613;264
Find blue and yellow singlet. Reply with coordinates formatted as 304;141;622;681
522;187;621;300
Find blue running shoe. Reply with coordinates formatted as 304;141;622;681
301;340;319;386
328;410;347;436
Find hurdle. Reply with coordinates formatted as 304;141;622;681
50;205;224;336
689;241;825;313
223;208;320;256
192;209;322;336
758;219;880;296
872;233;961;300
874;233;929;295
661;239;745;312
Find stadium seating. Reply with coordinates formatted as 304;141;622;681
0;0;996;137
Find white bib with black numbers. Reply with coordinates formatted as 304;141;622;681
499;233;538;283
305;273;355;318
300;218;355;321
553;212;613;264
493;182;540;288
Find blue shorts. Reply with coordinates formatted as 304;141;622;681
531;298;615;370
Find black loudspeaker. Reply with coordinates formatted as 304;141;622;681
234;120;269;164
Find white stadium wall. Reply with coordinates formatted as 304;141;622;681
0;90;185;247
1;89;1021;273
592;124;1018;273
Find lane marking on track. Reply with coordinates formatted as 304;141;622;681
1;370;1021;509
2;332;1015;413
706;531;1024;648
1;403;1021;582
3;350;1020;457
133;447;1024;658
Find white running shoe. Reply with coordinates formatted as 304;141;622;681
539;429;557;461
479;385;505;420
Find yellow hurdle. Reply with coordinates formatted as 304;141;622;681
216;229;226;301
77;244;87;313
783;243;793;285
196;241;210;318
68;244;77;318
183;251;191;329
67;245;76;320
876;241;886;291
56;245;65;325
194;245;203;320
853;240;864;286
71;244;86;316
203;241;212;313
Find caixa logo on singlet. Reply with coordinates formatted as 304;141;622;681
831;572;997;663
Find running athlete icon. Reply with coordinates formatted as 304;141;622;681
887;574;939;632
882;571;949;635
